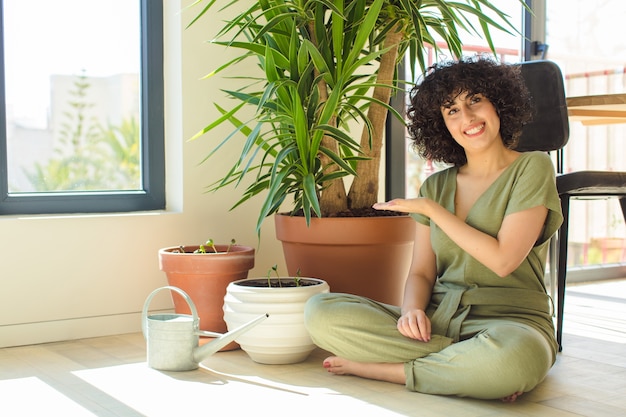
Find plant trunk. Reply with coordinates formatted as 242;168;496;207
318;163;349;215
347;25;403;210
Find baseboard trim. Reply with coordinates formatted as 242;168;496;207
565;263;626;284
0;309;171;348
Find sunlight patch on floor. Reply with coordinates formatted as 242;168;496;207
0;377;96;416
72;362;409;417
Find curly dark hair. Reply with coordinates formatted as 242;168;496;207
407;56;533;166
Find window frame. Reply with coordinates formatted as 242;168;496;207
0;0;165;215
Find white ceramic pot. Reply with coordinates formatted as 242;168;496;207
223;277;329;364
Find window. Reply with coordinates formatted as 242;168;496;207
0;0;164;214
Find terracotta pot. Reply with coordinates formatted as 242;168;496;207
158;244;255;350
274;214;415;305
223;277;329;364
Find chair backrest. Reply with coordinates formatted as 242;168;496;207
516;60;570;152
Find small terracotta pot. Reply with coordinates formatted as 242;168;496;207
158;244;255;350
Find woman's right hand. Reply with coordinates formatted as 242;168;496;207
397;309;431;342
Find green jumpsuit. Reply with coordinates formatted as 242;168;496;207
304;151;564;399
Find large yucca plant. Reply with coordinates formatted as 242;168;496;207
188;0;521;233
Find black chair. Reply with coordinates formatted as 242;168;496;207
517;60;626;351
554;170;626;351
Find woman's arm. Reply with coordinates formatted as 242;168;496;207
374;199;547;277
397;222;437;342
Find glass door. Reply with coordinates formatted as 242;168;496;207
543;0;626;267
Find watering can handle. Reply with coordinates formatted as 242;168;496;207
141;286;199;339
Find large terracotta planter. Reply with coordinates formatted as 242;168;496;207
223;277;329;364
274;214;415;305
158;244;255;350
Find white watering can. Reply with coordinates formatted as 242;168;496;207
142;286;267;371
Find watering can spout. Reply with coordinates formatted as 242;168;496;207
193;313;268;363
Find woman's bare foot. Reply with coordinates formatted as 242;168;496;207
324;357;525;402
322;356;405;384
501;391;523;403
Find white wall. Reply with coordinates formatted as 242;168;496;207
0;0;285;348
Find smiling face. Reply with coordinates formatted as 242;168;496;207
440;91;503;155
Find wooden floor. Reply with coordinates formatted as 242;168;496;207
1;279;625;417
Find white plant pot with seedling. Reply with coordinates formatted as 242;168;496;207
223;266;329;364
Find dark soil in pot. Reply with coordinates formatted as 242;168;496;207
237;278;323;288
